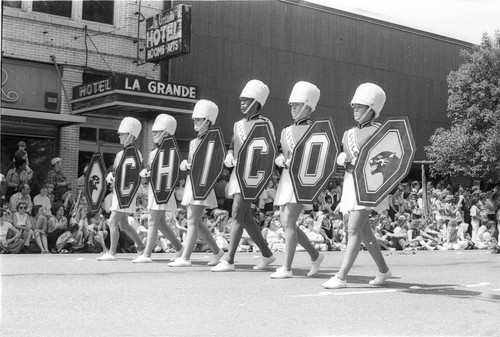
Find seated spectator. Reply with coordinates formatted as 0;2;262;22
383;215;408;250
88;212;108;253
55;223;82;253
262;213;284;252
33;183;54;218
0;173;7;201
12;202;34;253
372;217;393;251
47;204;68;252
5;159;33;200
1;208;25;253
46;157;72;204
476;220;497;249
441;219;468;250
10;183;33;214
174;208;188;242
2;200;13;223
457;222;475;249
30;205;49;253
301;217;327;251
407;219;438;250
210;210;231;251
321;195;335;214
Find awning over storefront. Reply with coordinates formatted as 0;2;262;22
1;108;87;126
71;74;198;119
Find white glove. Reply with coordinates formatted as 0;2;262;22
275;154;286;168
285;158;291;168
224;153;236;168
179;160;191;171
336;152;347;167
106;172;115;184
139;169;150;178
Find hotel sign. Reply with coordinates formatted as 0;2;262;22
72;75;197;100
145;4;191;63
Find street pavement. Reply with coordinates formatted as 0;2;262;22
1;249;499;337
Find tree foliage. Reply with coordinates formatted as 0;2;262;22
425;32;500;182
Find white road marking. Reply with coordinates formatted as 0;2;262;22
465;282;491;287
292;289;399;297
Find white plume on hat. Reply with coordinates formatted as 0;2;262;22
240;79;270;107
288;81;321;112
152;114;177;135
192;99;219;124
350;83;386;118
118;117;142;138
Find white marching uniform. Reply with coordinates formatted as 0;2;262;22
338;121;388;214
226;114;275;197
110;148;143;214
181;135;218;208
274;118;312;206
146;148;177;211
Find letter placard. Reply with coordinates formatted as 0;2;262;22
290;119;339;203
115;145;142;209
236;123;277;201
190;128;226;200
150;136;181;204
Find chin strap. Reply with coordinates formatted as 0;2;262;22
242;99;257;115
355;107;374;124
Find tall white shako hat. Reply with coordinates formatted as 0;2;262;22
350;83;386;119
288;81;321;112
152;114;177;135
118;117;142;138
192;99;219;124
240;79;270;107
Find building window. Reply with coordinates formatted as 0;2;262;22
80;127;97;141
3;1;22;8
82;0;114;25
32;0;72;18
98;129;119;144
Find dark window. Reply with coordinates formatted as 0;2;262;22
98;129;119;144
32;0;72;17
80;127;97;141
82;71;112;85
3;1;22;8
82;0;114;25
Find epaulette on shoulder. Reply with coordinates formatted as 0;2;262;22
372;122;382;128
258;115;270;122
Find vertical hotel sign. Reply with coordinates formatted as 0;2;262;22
145;4;191;63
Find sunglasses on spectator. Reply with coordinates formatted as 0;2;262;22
19;206;27;210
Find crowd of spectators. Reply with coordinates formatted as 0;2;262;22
0;146;499;255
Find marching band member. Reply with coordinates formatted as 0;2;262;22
270;81;324;279
211;80;276;272
97;117;146;261
322;83;392;288
132;114;184;263
168;100;224;267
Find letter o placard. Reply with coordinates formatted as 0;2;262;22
290;119;339;203
150;136;181;205
115;145;142;209
236;123;277;201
